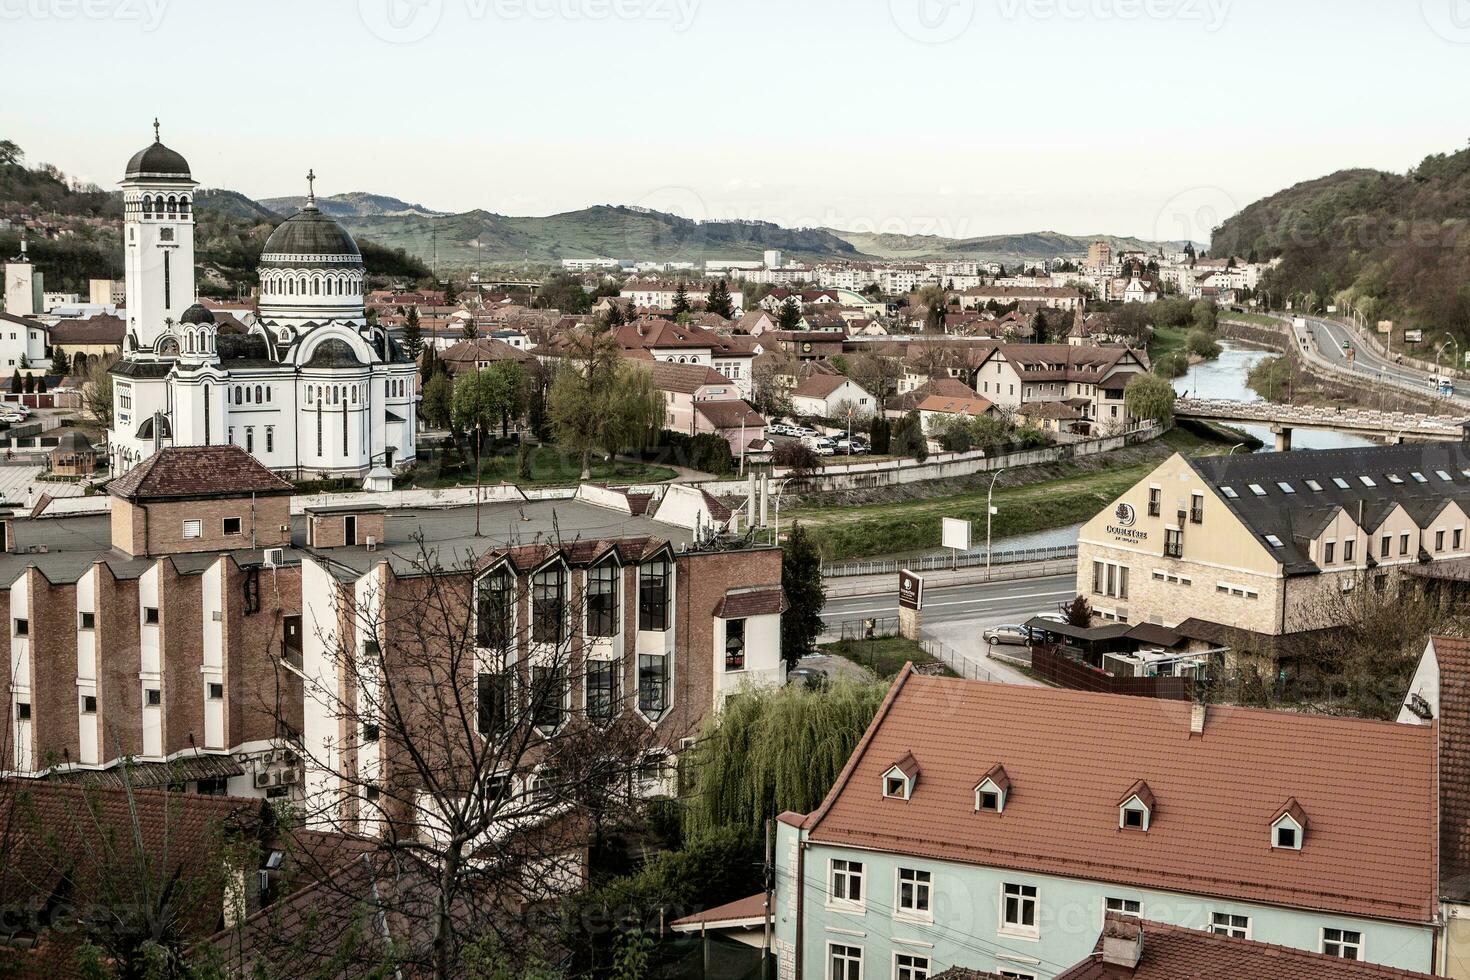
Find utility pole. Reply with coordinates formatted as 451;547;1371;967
986;467;1005;572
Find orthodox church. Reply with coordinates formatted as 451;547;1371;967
107;124;419;482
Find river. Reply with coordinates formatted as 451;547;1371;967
1173;341;1377;452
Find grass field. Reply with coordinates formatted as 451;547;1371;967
788;429;1226;561
1148;324;1190;359
822;637;953;679
399;447;677;490
1220;312;1282;329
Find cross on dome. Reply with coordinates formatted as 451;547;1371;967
153;117;160;142
306;169;316;205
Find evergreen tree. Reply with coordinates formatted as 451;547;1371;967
35;376;47;394
780;522;826;671
50;349;69;377
9;371;20;394
706;279;734;319
402;305;424;360
22;374;34;394
604;301;625;328
672;282;691;316
776;297;802;332
890;411;929;462
461;313;479;340
1033;310;1050;344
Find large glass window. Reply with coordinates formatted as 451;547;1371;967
725;619;747;671
587;562;619;637
1001;883;1039;936
587;659;619;725
530;666;564;733
639;557;670;631
476;570;513;650
638;654;668;716
476;672;508;735
532;566;565;645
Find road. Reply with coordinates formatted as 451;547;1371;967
1302;316;1460;397
825;574;1077;631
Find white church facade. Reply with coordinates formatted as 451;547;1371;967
108;126;419;481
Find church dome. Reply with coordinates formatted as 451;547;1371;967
179;303;215;325
125;140;191;180
261;205;362;267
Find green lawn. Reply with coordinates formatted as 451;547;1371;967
790;429;1226;561
822;637;953;679
1148;325;1190;359
1220;312;1282;329
398;446;678;490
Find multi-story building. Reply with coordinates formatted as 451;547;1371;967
958;285;1086;312
2;446;786;824
971;344;1147;430
773;665;1440;979
1076;444;1470;640
620;279;745;313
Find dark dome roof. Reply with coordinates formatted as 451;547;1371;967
305;338;364;368
125;141;191;180
179;303;215;325
262;206;361;260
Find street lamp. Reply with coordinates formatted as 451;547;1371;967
985;468;1006;572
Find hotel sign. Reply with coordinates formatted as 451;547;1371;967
1105;502;1149;544
898;570;924;611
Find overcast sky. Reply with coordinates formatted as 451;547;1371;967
4;0;1469;242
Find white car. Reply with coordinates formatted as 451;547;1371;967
0;413;26;424
811;440;836;456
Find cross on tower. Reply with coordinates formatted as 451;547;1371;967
153;117;160;142
306;169;316;204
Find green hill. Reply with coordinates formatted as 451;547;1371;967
259;191;447;219
1211;146;1470;337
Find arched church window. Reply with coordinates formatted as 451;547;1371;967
186;332;195;353
180;196;190;214
167;196;177;214
255;385;263;403
234;387;243;405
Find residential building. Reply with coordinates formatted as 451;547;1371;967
619;279;745;314
972;344;1146;430
0;310;50;374
437;337;536;376
611;320;757;398
49;313;125;372
917;392;994;434
790;375;873;418
1075;444;1470;642
958;286;1086;312
774;666;1439;980
648;361;747;436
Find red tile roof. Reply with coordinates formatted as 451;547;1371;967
791;374;855;399
648;361;732;394
695;399;765;430
106;445;295;501
800;667;1438;924
48;314;125;345
1055;916;1436;979
669;892;769;931
916;393;993;416
1428;636;1470;899
712;588;786;618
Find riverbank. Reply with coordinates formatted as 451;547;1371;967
787;428;1228;561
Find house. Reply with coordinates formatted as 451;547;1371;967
790;375;874;419
1075;444;1470;641
647;361;746;438
613;320;757;398
917;392;993;434
619;279;745;314
735;309;777;336
1121;277;1160;304
971;344;1147;429
1017;400;1086;434
437;337;536;376
694;398;768;456
0;310;50;375
774;666;1439;980
957;286;1086;313
763;330;848;361
47;313;124;372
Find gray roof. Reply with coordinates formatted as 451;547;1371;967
124;140;191;180
261;206;362;265
1187;442;1470;575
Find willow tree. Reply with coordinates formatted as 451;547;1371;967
683;680;889;840
547;330;665;480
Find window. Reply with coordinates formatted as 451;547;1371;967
827;943;862;980
1190;492;1204;523
725;618;746;671
245;427;254;454
530;666;565;733
883;772;909;799
587;562;619;637
1344;539;1355;563
638;653;668;717
1322;928;1362;960
531;566;565;645
80;695;97;714
639;557;671;631
475;672;508;735
1164;528;1183;559
586;658;619;725
1092;560;1128;599
146;688;162;707
1275;824;1298;849
896;868;931;918
829;859;864;908
1359;476;1376;487
998;973;1036;980
1381;534;1391;558
182;519;203;539
894;952;929;980
1122;805;1146;830
13;618;27;637
79;611;95;630
1411;472;1428;484
1401;532;1411;556
1276;482;1296;494
1437;530;1446;552
1458;529;1466;550
1210;913;1250;939
363;722;380;742
1248;484;1266;496
1333;478;1350;489
1220;486;1238;499
1323;541;1335;564
265;426;274;453
1106;897;1142;917
1148;487;1161;517
144;607;159;624
207;682;224;700
16;702;30;721
223;517;242;536
476;570;513;650
1001;882;1038;936
1265;535;1284;549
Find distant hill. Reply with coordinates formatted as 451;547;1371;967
193;188;281;222
259;191;448;219
826;229;1174;263
1212;145;1470;337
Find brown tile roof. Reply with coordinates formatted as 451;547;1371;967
891;378;977;412
648;361;733;394
695;399;765;430
1430;636;1470;899
712;588;786;618
916;393;993;416
1018;400;1083;420
48;314;124;345
474;537;664;574
106;445;295;501
800;667;1438;924
669;892;769;931
1055;916;1436;979
791;374;853;398
438;337;535;370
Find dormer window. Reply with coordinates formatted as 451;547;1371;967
883;751;921;801
1271;798;1308;851
974;763;1010;814
1118;780;1155;832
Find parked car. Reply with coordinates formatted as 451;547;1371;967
1033;613;1068;625
983;624;1033;646
810;440;836;457
0;413;24;425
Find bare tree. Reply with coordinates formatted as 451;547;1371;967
288;535;667;978
847;352;903;414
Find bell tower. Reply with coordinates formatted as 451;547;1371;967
121;120;198;351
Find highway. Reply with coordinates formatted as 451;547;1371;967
824;574;1077;632
1301;315;1460;397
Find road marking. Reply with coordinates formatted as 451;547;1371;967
831;588;1075;616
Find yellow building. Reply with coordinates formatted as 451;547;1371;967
1077;444;1470;646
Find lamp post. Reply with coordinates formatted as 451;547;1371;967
985;467;1006;572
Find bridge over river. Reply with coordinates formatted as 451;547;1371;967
1174;398;1469;449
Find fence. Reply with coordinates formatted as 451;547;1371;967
921;636;994;682
1031;646;1193;700
823;544;1077;579
834;617;900;642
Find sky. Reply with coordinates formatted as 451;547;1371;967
4;0;1470;243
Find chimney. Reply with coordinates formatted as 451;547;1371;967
1102;916;1144;968
1190;702;1206;736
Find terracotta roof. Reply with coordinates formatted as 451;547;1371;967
48;314;124;345
1019;400;1083;420
712;588;786;618
1429;636;1470;899
917;393;993;416
669;892;769;931
695;399;765;430
106;445;294;501
800;667;1438;924
648;361;733;394
1055;916;1436;979
791;374;855;399
438;337;534;369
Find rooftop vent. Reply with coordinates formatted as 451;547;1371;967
1189;702;1206;735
